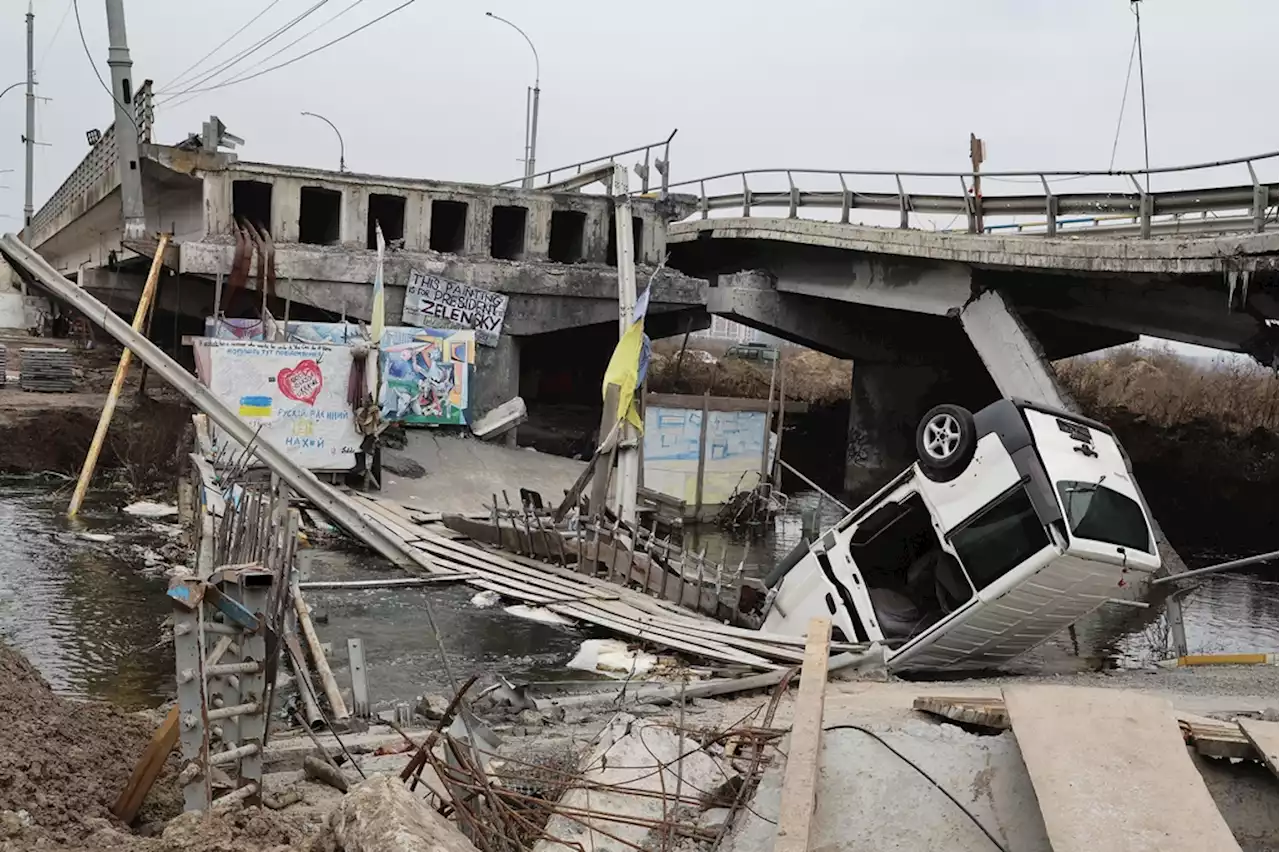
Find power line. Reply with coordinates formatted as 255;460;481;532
155;0;334;98
161;0;286;92
159;0;421;110
195;0;373;93
71;0;137;132
1108;23;1140;172
35;0;75;75
1133;0;1151;191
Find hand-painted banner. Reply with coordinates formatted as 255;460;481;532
205;318;457;348
378;329;474;426
401;269;507;347
195;339;361;470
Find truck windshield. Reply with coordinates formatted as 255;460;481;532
1057;480;1152;553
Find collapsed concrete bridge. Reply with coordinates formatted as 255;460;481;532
5;96;1277;505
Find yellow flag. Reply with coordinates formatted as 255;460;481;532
602;319;645;431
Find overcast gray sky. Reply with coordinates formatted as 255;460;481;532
1;0;1277;222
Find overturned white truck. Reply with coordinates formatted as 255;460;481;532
757;399;1161;672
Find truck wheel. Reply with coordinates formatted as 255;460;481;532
915;404;977;481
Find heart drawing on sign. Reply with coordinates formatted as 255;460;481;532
277;359;323;405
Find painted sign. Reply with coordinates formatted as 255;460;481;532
643;406;773;512
205;318;461;349
378;329;475;426
401;269;508;346
196;339;361;470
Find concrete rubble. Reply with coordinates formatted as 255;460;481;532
532;713;738;852
322;776;480;852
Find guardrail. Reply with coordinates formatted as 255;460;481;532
495;129;677;195
666;152;1279;238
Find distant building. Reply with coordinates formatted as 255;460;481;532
693;315;767;344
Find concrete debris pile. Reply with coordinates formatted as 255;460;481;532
0;641;182;847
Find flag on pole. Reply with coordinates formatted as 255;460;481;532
370;223;386;345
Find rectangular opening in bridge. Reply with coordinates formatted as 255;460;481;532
299;186;342;245
606;212;645;266
490;205;528;260
430;200;468;253
367;193;406;250
549;210;587;263
232;180;272;233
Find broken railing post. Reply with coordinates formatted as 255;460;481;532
68;232;171;517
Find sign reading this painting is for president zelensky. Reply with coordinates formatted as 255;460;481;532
401;269;508;347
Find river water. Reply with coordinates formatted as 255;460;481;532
0;484;1275;710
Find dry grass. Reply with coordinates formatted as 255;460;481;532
1054;348;1277;435
648;345;852;405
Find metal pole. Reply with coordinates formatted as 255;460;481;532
104;0;145;241
1133;0;1150;193
300;112;346;172
485;12;540;188
24;1;35;230
611;164;638;524
1150;551;1278;586
528;83;540;185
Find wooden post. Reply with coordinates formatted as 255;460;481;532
774;617;832;852
692;390;710;521
772;358;787;492
591;383;621;520
292;583;350;721
68;233;171;517
759;357;778;483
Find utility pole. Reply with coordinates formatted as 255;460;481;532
104;0;146;241
23;1;35;230
611;164;639;525
969;133;985;233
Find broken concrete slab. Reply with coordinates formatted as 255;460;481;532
726;719;1051;852
533;713;737;852
325;775;480;852
471;396;527;440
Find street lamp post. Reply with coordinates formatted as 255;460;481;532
486;12;540;189
0;81;27;100
301;111;346;172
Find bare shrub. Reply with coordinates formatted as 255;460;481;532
648;345;852;405
1055;346;1277;435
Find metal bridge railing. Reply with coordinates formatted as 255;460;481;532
665;152;1279;237
494;129;677;195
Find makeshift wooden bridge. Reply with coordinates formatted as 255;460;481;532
344;492;863;672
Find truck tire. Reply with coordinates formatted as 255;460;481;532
915;404;977;481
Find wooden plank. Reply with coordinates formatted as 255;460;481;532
355;496;781;670
1004;686;1241;852
1237;718;1279;776
112;706;179;823
773;617;832;852
912;696;1009;730
1179;715;1256;760
647;393;810;414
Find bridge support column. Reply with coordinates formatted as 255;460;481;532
845;364;936;497
958;289;1073;409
